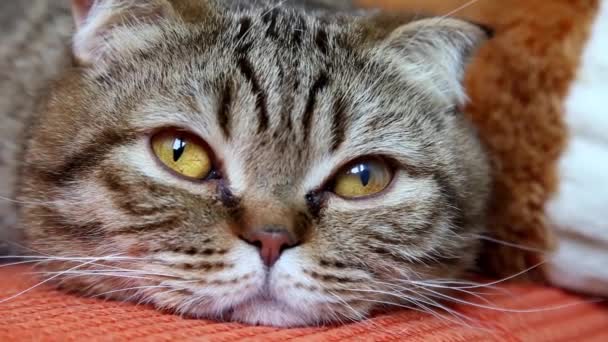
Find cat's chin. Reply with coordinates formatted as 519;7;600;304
227;297;320;327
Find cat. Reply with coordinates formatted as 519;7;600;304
2;0;491;327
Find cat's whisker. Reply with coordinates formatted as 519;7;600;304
345;294;476;329
419;285;605;313
29;270;151;280
121;287;159;306
448;261;548;290
473;234;550;254
0;259;53;268
408;279;511;294
0;257;106;304
32;269;177;282
370;278;500;305
327;291;370;321
327;291;400;337
338;286;476;326
409;282;499;306
418;282;508;300
91;285;174;298
45;261;177;277
0;255;150;261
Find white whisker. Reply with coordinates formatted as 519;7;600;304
441;0;482;18
0;259;49;268
339;287;477;327
0;257;108;304
92;285;174;298
32;270;162;281
421;286;604;313
473;234;550;254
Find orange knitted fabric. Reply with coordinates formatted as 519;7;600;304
1;266;607;341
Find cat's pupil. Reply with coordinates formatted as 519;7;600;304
172;137;187;162
360;168;371;187
351;164;371;187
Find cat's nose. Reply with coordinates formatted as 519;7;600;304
241;228;298;267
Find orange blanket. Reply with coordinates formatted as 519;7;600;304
0;266;606;341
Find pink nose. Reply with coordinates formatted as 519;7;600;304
241;229;297;267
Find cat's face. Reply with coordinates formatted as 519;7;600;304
19;0;490;327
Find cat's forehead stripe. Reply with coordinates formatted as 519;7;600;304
302;72;330;144
261;8;280;39
330;95;347;152
217;81;233;139
236;56;269;134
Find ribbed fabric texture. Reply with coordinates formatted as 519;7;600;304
0;266;607;341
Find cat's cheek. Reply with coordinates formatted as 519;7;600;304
148;243;268;318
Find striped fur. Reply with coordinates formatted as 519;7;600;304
10;0;490;327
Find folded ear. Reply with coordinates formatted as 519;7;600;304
71;0;174;64
382;18;492;105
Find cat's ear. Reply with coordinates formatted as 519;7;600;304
70;0;174;64
383;18;492;105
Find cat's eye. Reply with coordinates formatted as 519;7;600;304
332;158;393;199
151;130;213;180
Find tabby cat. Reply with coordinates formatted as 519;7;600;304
1;0;491;327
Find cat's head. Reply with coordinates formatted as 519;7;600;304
19;0;491;327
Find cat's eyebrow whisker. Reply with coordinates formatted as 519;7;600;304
406;0;486;64
441;0;482;19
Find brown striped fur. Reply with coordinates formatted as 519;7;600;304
6;0;491;327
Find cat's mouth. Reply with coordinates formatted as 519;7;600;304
225;277;317;327
227;296;314;327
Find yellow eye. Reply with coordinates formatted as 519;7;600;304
333;159;393;199
151;130;213;180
